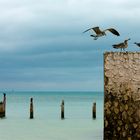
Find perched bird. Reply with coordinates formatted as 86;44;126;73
134;42;140;47
112;38;130;51
83;26;120;40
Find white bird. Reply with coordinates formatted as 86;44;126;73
112;38;130;51
83;26;120;40
134;42;140;47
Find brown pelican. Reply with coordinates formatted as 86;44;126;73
134;42;140;47
112;38;130;51
83;26;120;40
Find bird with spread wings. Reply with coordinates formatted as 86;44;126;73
83;26;120;40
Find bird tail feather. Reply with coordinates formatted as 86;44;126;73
113;45;119;49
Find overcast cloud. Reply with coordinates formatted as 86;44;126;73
0;0;140;91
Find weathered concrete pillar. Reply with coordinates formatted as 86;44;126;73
104;52;140;139
92;102;96;119
3;93;6;117
0;101;5;118
30;98;34;119
61;100;64;119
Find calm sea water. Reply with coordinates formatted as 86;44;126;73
0;91;103;140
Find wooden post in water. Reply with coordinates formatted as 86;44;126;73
3;93;6;117
30;98;34;119
92;102;96;119
0;101;5;118
61;100;64;119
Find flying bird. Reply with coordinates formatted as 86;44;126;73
134;42;140;47
112;38;130;51
83;26;120;40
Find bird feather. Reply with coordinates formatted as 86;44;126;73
134;42;140;47
104;28;120;36
92;27;102;34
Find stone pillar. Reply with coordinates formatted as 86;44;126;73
92;102;96;119
30;98;34;119
3;93;6;117
61;100;65;119
0;102;5;118
104;52;140;139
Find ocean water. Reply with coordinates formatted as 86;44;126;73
0;91;103;140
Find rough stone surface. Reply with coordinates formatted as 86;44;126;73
104;52;140;140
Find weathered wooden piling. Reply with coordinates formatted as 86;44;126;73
104;52;140;139
30;98;34;119
3;93;6;117
0;102;5;118
92;102;96;119
61;100;64;119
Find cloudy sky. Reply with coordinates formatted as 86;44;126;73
0;0;140;91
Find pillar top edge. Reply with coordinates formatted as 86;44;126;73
104;51;140;55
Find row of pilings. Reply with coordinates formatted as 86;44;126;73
0;94;96;119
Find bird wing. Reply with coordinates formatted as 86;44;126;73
83;28;92;33
112;43;123;48
92;27;102;34
134;42;140;47
104;28;120;36
113;45;121;49
83;26;101;34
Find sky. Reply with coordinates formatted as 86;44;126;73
0;0;140;91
